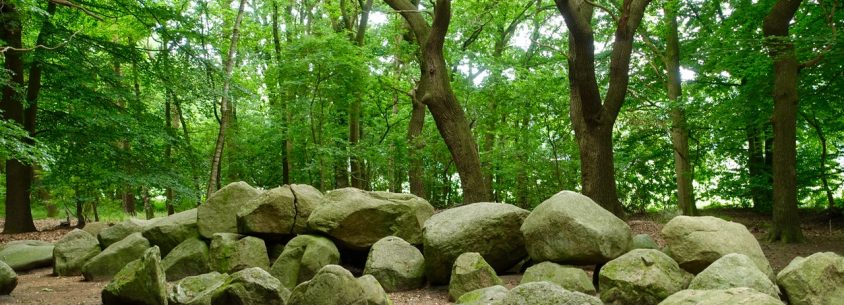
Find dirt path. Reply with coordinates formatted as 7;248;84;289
1;211;842;305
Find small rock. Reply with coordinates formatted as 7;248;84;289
142;208;200;256
82;232;151;281
364;236;425;292
209;233;269;274
98;219;151;248
270;234;340;290
357;274;391;305
448;252;503;301
0;261;16;295
521;261;595;294
599;248;692;305
689;253;780;298
81;222;110;237
168;272;229;305
162;238;211;281
631;234;659;250
211;267;289;305
497;281;602;305
660;288;785;305
455;285;507;305
287;265;369;305
0;240;54;271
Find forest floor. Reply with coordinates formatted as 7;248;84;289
1;209;843;305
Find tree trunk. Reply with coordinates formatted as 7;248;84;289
271;2;292;185
664;0;695;215
747;125;768;209
408;93;427;199
804;115;836;212
556;0;652;217
350;0;373;189
164;95;175;215
385;0;490;203
763;0;803;243
206;0;247;200
1;3;37;234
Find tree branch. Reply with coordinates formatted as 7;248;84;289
49;0;104;21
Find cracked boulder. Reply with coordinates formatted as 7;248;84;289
236;185;323;238
198;181;263;238
521;190;632;265
423;202;529;284
53;229;102;276
662;216;774;279
307;187;434;250
270;234;340;290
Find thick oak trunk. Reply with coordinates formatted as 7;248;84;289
763;0;803;243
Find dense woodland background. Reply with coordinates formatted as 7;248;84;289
0;0;841;242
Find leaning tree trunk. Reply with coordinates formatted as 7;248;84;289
385;0;490;203
1;3;38;233
763;0;803;243
556;0;652;217
664;0;695;215
206;0;247;200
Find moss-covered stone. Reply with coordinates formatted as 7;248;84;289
689;253;780;298
82;232;151;281
142;208;200;256
210;267;289;305
198;181;263;238
455;285;507;305
0;261;16;295
101;246;167;305
162;238;211;281
631;234;659;250
287;265;369;305
209;233;269;274
599;249;692;305
307;188;434;250
448;252;503;301
661;288;785;305
168;272;230;305
662;216;774;279
270;234;339;290
498;281;602;305
53;229;102;276
236;186;297;238
364;236;425;292
289;184;325;234
81;222;110;237
424;202;529;284
777;252;844;305
357;274;392;305
521;191;631;265
98;219;151;248
521;262;595;294
0;240;54;271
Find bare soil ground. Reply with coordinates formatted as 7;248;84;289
1;210;843;305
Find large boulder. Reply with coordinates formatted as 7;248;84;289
357;274;391;305
497;281;602;305
0;261;16;295
81;222;110;237
455;285;508;305
287;265;369;305
211;267;289;305
521;191;631;265
448;252;503;301
599;248;693;305
289;184;326;234
307;188;434;250
169;272;230;305
142;208;200;256
209;233;269;274
53;229;102;276
162;238;211;281
776;252;844;305
363;236;425;292
101;246;168;305
0;240;54;271
198;181;263;238
662;216;774;279
521;261;595;294
689;253;780;298
99;219;151;248
82;232;151;281
270;234;340;290
236;186;297;238
660;288;786;305
423;202;529;284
